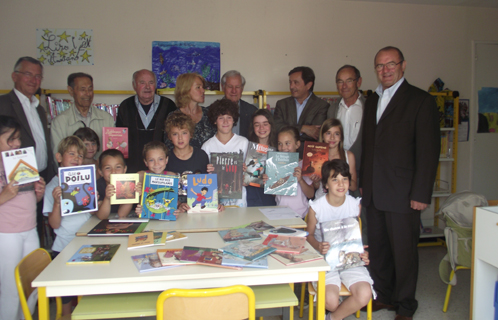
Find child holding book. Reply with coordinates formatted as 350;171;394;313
73;127;101;179
0;116;46;320
307;159;372;320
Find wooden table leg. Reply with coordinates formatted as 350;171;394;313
38;287;49;320
317;271;325;320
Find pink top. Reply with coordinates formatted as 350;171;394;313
275;161;313;218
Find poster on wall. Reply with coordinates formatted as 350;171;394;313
36;28;93;66
477;87;498;133
458;99;469;142
152;41;220;90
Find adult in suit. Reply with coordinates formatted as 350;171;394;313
274;66;329;154
360;47;440;320
116;69;177;173
220;70;257;139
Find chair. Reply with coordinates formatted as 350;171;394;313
251;283;298;320
156;285;256;320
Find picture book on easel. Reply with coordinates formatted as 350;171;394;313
244;142;275;188
58;164;98;216
211;152;243;199
140;173;178;220
187;174;218;213
1;146;39;185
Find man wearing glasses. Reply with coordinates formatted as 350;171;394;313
360;47;440;320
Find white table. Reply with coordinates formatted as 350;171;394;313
33;232;329;320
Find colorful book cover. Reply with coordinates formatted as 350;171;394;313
157;249;195;266
153;232;167;245
66;244;120;264
218;227;261;242
131;252;178;273
262;234;307;254
102;127;129;158
302;141;329;178
243;142;275;188
221;253;268;269
165;231;188;242
264;152;299;196
270;248;323;266
58;165;98;216
87;219;148;236
234;220;274;233
140;173;178;220
317;217;365;272
127;232;155;249
221;240;276;261
179;246;215;262
211;152;243;199
110;173;140;205
187;174;218;213
1;146;39;185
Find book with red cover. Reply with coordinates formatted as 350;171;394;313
302;141;329;178
197;249;241;270
102;127;129;159
262;234;307;254
211;152;243;199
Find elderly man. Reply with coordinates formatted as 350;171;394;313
221;70;257;139
274;66;329;152
116;69;177;173
360;46;440;320
51;73;114;159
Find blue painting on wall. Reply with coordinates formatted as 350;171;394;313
152;41;220;90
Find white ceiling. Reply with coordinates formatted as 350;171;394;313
343;0;498;8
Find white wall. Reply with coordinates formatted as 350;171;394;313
1;0;498;193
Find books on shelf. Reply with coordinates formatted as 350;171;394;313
1;146;39;185
218;227;261;242
221;240;276;261
157;249;195;266
271;248;323;266
140;173;178;220
102;127;129;158
110;173;140;205
262;234;307;254
221;253;268;269
211;152;243;199
187;174;218;213
165;231;188;242
264;151;299;196
87;219;148;236
131;252;178;273
58;165;98;216
128;232;155;249
66;244;120;264
263;226;308;238
243;142;275;188
302;141;329;178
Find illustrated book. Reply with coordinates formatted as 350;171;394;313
187;174;218;213
127;232;155;249
221;253;268;269
211;152;243;199
271;248;323;266
110;173;140;205
156;249;195;266
262;234;307;254
179;246;216;263
102;127;129;158
234;220;274;233
58;164;98;216
153;232;168;245
302;141;329;178
1;146;39;185
87;219;148;236
221;240;276;261
165;231;188;242
264;151;299;196
243;142;275;188
66;244;120;264
131;252;178;273
218;227;261;242
140;173;178;220
197;249;241;270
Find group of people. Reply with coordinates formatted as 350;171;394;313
0;45;440;320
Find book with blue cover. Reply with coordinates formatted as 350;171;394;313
218;227;261;242
66;244;120;264
59;164;98;216
187;174;218;213
221;253;268;269
221;240;276;261
140;173;178;220
264;152;299;196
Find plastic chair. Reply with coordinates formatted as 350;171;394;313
156;285;256;320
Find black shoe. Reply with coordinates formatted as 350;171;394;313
361;300;395;312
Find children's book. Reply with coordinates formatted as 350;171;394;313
66;244;120;264
302;141;329;178
179;246;215;263
244;142;275;188
263;226;309;238
128;232;155;249
197;249;241;270
140;173;178;220
187;174;218;213
165;231;188;242
234;220;274;233
157;249;195;266
211;152;243;199
270;248;323;266
153;232;168;245
108;214;149;223
318;217;365;271
87;219;148;236
1;146;39;185
218;227;261;242
264;152;299;196
262;234;307;254
131;252;178;273
110;173;140;205
58;165;98;216
102;127;129;158
221;240;276;261
221;253;269;269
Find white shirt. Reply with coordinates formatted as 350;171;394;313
337;94;363;150
376;77;405;123
14;89;48;171
135;94;160;129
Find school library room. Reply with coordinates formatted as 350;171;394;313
1;0;498;320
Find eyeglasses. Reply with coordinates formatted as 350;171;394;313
336;78;357;86
16;71;43;81
375;61;403;71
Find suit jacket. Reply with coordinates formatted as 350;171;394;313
274;93;329;142
0;90;56;181
360;80;440;214
238;99;258;139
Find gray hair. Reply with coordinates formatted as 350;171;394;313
14;57;43;73
336;65;361;80
221;70;246;87
132;69;157;87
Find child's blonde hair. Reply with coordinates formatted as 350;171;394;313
57;135;86;157
165;112;195;137
142;141;169;160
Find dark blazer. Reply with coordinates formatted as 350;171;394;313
360;80;440;214
0;90;56;181
238;99;258;139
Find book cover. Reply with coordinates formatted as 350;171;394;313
58;165;98;216
221;253;268;269
243;142;275;188
218;227;261;242
1;146;39;185
87;219;148;236
211;152;243;199
234;220;274;233
270;248;323;266
131;252;178;273
187;174;218;213
157;249;195;266
262;234;307;254
263;226;309;238
153;232;167;245
110;173;140;205
302;141;329;178
264;152;299;196
179;246;215;262
318;217;365;272
102;127;129;158
165;231;188;242
66;244;120;264
221;240;276;261
108;214;149;223
140;173;178;220
128;232;155;249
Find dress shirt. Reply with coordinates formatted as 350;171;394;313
337;94;363;150
376;77;405;123
14;89;47;171
135;94;160;129
295;92;312;122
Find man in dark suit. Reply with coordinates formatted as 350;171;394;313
221;70;257;139
360;47;440;320
274;66;329;153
